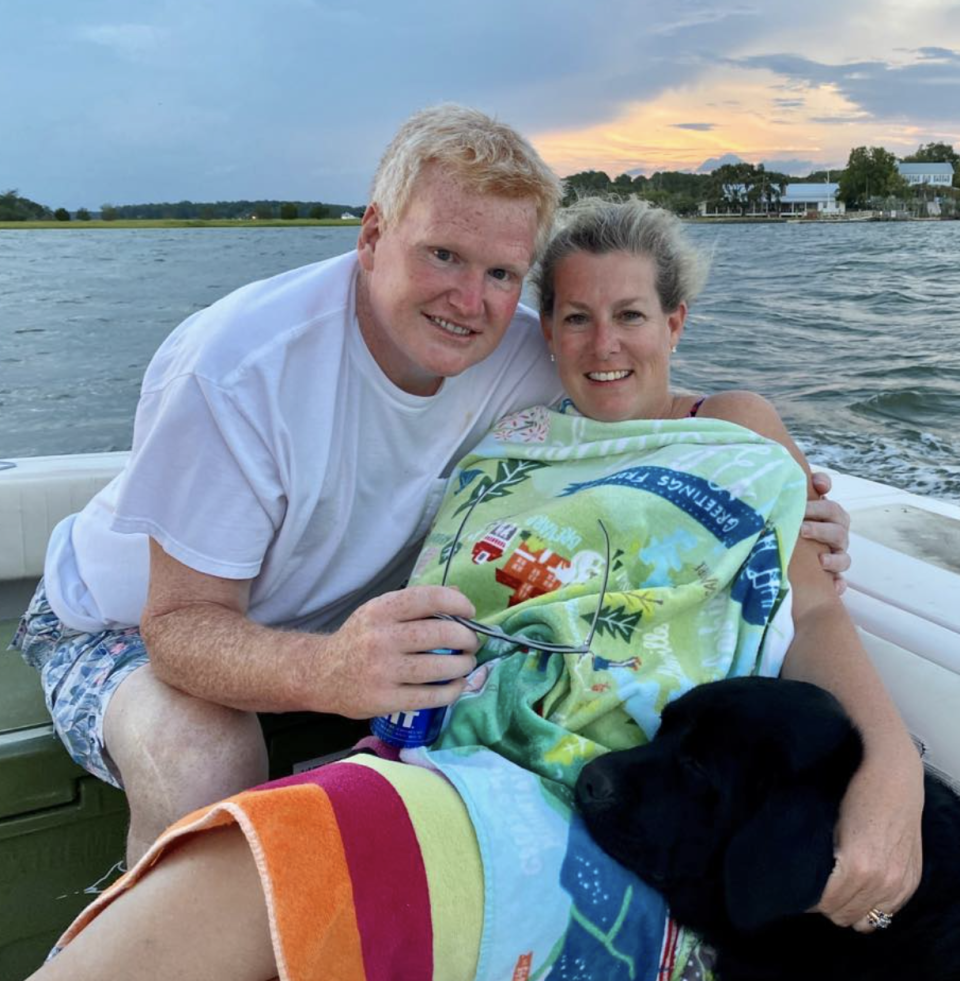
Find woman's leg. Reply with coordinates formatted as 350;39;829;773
28;826;277;981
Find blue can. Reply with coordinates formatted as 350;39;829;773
370;648;460;748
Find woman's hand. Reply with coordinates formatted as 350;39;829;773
813;744;925;931
804;472;852;593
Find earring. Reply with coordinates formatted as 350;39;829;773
670;346;677;354
550;353;556;363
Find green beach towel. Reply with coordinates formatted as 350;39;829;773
403;402;808;981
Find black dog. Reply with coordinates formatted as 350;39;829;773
575;677;960;981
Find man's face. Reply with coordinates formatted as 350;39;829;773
356;164;539;396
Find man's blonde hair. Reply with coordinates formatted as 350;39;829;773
371;104;561;256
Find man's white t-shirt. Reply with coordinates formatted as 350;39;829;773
45;252;561;633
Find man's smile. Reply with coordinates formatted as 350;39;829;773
426;314;476;337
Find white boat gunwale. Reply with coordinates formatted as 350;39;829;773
1;453;958;785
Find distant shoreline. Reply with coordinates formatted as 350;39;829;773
688;215;957;224
2;216;956;230
0;218;362;230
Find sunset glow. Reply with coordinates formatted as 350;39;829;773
532;53;960;179
3;0;959;206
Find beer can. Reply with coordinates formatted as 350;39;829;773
370;648;460;748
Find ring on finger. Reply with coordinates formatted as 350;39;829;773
865;907;894;931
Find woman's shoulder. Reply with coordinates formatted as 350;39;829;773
695;390;779;427
695;391;809;473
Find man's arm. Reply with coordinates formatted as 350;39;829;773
140;538;480;718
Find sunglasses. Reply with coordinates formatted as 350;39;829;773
432;480;611;656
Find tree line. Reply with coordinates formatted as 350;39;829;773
99;199;363;221
0;192;363;222
562;141;960;216
3;142;958;222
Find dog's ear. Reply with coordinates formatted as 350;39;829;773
771;686;863;777
723;782;837;933
724;719;864;932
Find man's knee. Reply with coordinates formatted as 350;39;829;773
104;664;269;816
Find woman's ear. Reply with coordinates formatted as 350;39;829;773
357;204;382;272
540;312;555;354
668;302;687;351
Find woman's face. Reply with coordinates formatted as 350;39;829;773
541;250;686;422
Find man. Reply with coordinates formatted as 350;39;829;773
14;105;849;862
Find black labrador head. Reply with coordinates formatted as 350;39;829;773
575;677;863;937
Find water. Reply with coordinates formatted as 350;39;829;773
1;222;958;502
676;222;960;504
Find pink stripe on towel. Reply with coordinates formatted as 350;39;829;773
269;760;435;981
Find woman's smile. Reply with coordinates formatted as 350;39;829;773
585;369;634;382
541;250;685;422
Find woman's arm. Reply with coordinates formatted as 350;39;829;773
699;391;925;930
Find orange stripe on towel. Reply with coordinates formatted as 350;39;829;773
54;807;241;949
54;786;368;981
238;783;367;981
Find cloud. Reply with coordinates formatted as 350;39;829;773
7;0;960;208
697;153;746;173
77;24;168;58
726;47;960;123
809;113;873;124
916;46;960;62
760;158;819;175
647;2;759;36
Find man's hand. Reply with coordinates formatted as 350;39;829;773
804;472;852;593
315;586;480;719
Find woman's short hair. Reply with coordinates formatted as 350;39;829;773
533;197;710;315
371;104;562;256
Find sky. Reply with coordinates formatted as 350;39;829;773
2;0;960;210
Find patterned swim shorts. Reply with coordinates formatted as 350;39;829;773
10;580;149;788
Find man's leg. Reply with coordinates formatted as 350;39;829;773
27;825;278;981
14;584;269;863
104;664;269;863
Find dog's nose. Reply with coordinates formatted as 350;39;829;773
576;764;616;805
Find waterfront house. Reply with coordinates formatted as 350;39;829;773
698;181;844;217
897;162;955;187
779;183;845;216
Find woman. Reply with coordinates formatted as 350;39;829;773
29;201;923;981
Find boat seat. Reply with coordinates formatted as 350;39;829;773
825;469;960;786
0;456;369;979
1;633;367;980
0;453;129;587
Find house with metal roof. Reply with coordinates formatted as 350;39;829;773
897;162;955;186
779;183;844;215
699;181;844;217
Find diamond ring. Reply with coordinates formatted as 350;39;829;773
866;907;894;930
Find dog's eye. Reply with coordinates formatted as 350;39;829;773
680;754;709;782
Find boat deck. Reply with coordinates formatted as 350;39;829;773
1;455;958;979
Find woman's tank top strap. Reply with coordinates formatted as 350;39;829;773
688;396;707;417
